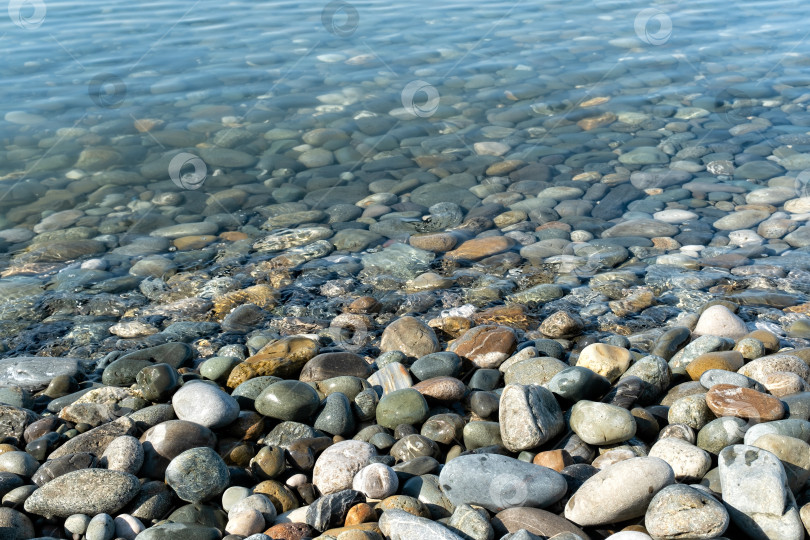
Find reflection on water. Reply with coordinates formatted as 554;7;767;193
0;0;809;354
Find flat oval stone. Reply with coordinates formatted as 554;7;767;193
24;469;139;518
376;388;429;429
705;384;785;422
448;325;518;369
569;401;636;445
412;376;466;401
504;357;568;386
172;381;240;429
254;380;320;422
379;508;464;539
575;343;632;383
648;437;712;482
299;352;371;382
644;484;729;540
410;352;461;381
439;454;567;512
738;354;810;384
563;457;674;526
499;384;564;452
744;418;810;446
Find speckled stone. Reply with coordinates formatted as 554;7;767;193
563;457;674;526
648;437;712;482
499;384;564;452
24;469;140;518
165;446;230;503
644;484;729;540
380;316;441;359
718;444;804;539
312;440;377;495
569;401;636;445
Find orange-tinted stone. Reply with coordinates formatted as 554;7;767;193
408;232;457;253
444;236;515;262
448;325;517;369
264;522;316;540
744;330;781;352
412;377;466;401
226;335;319;387
321;523;381;538
685;351;745;380
220;231;249;241
345;503;377;526
173;235;217;250
377;495;430;518
533;449;573;472
705;384;785;422
474;304;536;331
577;112;617;131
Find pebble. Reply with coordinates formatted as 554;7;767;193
569;401;636;445
172;381;240;429
439;454;566;512
312;441;376;495
352;463;399;499
648;437;712;482
24;469;140;518
693;305;749;339
575;343;631;383
499;384;564;452
718;444;805;539
165;446;230;503
563;457;675;526
644;484;729;540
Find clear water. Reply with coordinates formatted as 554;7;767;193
3;0;810;148
1;0;810;311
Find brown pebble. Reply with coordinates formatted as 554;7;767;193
345;502;377;526
705;384;785;422
264;522;316;540
532;449;573;472
412;377;466;401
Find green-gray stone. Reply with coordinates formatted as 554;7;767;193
167;503;227;530
313;392;355;436
103;357;153;387
547;366;611;402
401;474;455;519
135;363;178;402
696;417;747;454
377;351;408;369
375;388;429;429
468;369;500;391
255;380;320;422
462;421;502;450
231;376;281;409
410;352;461;381
199;357;240;383
317;376;369;400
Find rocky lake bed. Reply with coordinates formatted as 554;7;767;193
2;0;810;538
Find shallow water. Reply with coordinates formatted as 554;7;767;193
1;0;810;355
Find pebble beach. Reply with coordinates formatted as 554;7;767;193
1;0;810;539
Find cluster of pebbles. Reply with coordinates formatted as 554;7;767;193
0;294;809;540
2;6;810;539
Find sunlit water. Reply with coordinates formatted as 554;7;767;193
1;0;810;352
